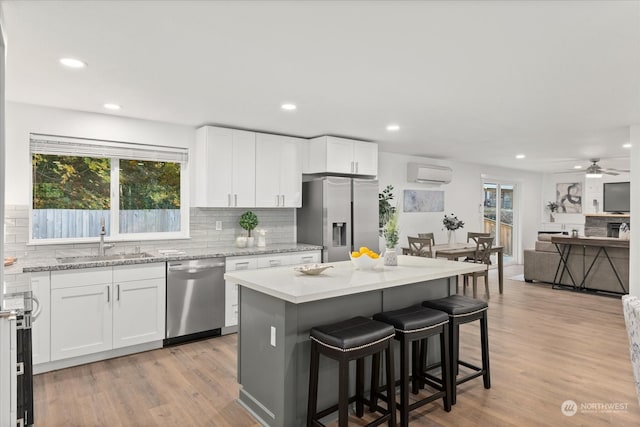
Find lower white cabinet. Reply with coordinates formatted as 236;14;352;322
224;251;321;327
51;283;112;360
50;263;165;362
31;272;51;365
113;266;165;349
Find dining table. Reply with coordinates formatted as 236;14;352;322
402;242;505;294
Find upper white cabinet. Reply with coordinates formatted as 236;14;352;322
194;126;256;207
255;133;302;207
304;136;378;176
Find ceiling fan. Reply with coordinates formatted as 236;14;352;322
583;158;629;177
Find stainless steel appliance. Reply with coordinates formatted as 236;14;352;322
297;177;379;262
2;290;37;427
165;258;225;346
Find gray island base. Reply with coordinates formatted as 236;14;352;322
224;256;485;426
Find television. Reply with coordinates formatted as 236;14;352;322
603;182;630;213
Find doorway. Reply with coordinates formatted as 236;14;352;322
482;182;517;264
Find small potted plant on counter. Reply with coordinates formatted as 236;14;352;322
238;211;259;247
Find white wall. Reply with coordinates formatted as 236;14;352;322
5;102;196;205
378;152;543;262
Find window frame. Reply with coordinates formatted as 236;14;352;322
29;135;190;244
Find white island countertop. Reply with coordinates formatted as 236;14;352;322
224;255;485;304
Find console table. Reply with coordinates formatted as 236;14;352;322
551;236;629;294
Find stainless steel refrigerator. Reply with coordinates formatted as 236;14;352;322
297;176;379;262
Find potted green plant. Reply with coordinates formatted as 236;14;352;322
383;208;399;266
379;185;396;230
238;211;259;247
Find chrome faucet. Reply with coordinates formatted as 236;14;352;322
99;223;115;256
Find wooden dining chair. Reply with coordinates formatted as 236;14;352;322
407;237;433;258
417;233;435;246
462;236;493;298
467;232;491;244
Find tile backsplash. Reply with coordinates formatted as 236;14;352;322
4;205;296;260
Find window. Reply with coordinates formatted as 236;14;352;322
30;134;188;242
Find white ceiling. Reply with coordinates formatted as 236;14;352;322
2;0;639;173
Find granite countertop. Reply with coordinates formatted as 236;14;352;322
4;243;323;274
224;255;485;304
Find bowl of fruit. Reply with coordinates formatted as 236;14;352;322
349;247;380;270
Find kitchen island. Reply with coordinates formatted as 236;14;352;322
224;255;485;426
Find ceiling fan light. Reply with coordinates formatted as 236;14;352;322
586;173;602;179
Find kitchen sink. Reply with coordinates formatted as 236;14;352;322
56;252;155;264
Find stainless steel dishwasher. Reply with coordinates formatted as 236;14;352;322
165;257;226;345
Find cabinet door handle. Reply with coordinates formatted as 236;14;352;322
282;195;285;206
107;285;110;303
302;256;313;261
356;161;359;173
269;260;281;266
117;284;120;301
234;194;238;206
236;262;250;270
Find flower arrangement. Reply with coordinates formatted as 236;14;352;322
546;201;558;213
443;213;464;231
383;208;399;249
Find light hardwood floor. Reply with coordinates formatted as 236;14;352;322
34;264;640;426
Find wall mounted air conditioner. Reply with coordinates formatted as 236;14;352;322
407;163;453;184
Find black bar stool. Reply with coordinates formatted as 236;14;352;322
370;305;452;427
422;295;490;404
307;316;396;427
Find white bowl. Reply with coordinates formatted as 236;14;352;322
349;253;379;270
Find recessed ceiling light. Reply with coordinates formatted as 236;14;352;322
573;165;583;169
281;103;297;111
386;124;400;131
103;103;121;110
59;57;87;68
623;143;632;148
515;154;525;159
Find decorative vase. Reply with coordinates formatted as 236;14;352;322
550;213;555;223
247;236;255;247
447;230;456;245
236;236;248;248
384;247;397;266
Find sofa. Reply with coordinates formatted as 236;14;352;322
523;233;629;294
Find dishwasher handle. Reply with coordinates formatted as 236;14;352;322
168;263;225;272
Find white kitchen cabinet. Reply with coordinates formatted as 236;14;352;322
50;263;166;361
224;251;321;327
255;133;302;207
289;251;321;265
224;256;258;327
305;136;378;176
113;263;166;349
194;126;256;207
256;253;291;269
30;272;51;365
51;283;112;361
